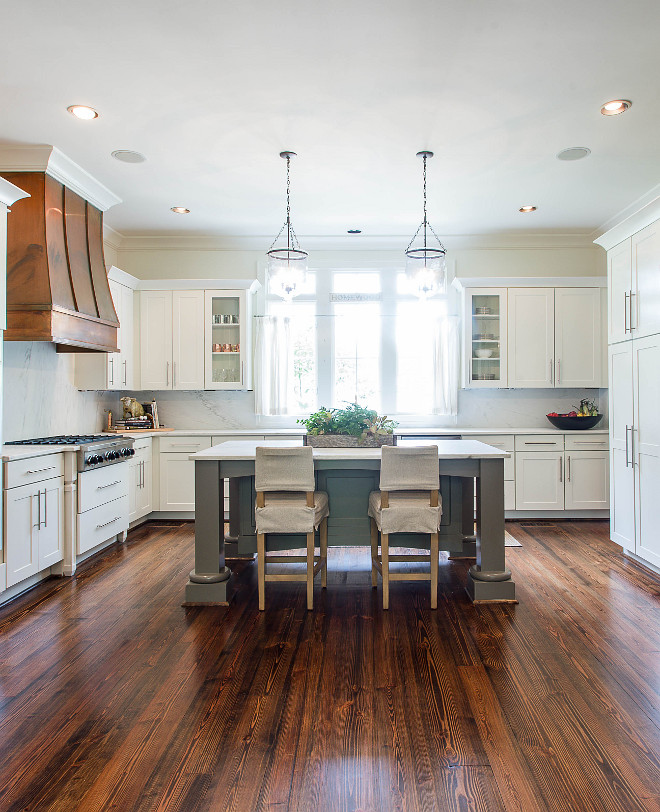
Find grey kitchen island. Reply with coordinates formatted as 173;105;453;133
185;439;515;605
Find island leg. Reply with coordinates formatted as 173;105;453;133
467;458;516;602
449;477;477;559
184;460;232;605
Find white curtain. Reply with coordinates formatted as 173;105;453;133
254;316;291;415
432;316;459;417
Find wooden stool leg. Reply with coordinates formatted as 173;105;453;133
320;517;328;589
306;532;315;610
382;532;390;610
430;531;439;610
257;532;266;611
370;518;378;588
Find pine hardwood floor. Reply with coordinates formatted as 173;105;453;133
0;520;659;811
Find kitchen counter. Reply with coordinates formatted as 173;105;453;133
2;445;78;462
106;426;608;438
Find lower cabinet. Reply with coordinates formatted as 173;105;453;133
159;436;212;511
515;449;609;511
4;475;64;588
129;439;152;523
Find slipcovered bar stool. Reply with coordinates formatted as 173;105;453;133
368;445;442;609
255;446;329;611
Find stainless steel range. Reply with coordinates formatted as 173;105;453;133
6;434;135;472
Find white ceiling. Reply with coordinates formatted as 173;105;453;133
1;0;659;241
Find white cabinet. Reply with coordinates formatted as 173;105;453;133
632;222;660;340
75;272;135;390
515;451;565;510
507;288;602;388
129;439;152;524
515;434;608;512
158;436;212;511
461;289;507;388
204;290;253;389
139;290;205;390
508;288;554;388
4;475;64;588
608;343;635;548
554;288;602;388
608;239;632;343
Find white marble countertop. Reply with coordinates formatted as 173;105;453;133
191;439;510;461
2;446;74;462
105;426;608;438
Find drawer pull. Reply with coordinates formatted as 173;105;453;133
25;466;57;475
169;443;201;447
97;481;121;490
96;516;121;530
524;442;557;445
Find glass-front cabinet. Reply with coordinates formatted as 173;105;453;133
462;288;507;388
204;290;253;389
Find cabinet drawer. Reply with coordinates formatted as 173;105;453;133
565;435;609;451
77;496;129;555
133;438;153;453
159;436;212;454
515;435;564;452
4;454;64;490
78;464;129;513
470;435;514;480
212;434;265;446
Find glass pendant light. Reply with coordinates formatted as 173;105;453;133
267;151;308;301
405;150;447;299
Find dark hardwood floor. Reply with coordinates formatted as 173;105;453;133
0;520;659;811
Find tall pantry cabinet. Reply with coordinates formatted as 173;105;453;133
600;215;660;570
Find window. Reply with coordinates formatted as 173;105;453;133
259;267;457;416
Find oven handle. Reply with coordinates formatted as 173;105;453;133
97;480;122;490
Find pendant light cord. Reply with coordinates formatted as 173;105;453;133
286;154;291;252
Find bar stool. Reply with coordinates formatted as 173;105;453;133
255;446;329;610
368;445;442;609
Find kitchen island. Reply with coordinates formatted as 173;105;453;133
186;439;515;605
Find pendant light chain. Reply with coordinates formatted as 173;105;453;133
423;152;428;254
267;150;308;273
286;154;291;251
405;150;446;260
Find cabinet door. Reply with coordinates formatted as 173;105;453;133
128;458;140;523
4;484;38;587
507;288;554;388
608;239;632;344
554;288;602;388
140;290;173;389
172;291;205;390
564;452;609;510
107;279;122;389
137;457;153;517
204;290;249;389
633;335;660;568
159;453;196;511
463;289;507;388
120;284;134;389
608;344;635;550
632;222;660;339
515;452;564;510
38;480;64;570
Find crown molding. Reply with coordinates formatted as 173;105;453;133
0;144;121;211
0;176;30;207
114;231;599;253
593;186;660;251
103;223;123;250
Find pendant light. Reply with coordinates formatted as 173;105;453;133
405;150;447;298
267;151;308;301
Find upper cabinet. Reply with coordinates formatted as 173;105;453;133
608;223;660;344
139;290;205;390
204;290;253;390
75;267;136;390
460;281;603;390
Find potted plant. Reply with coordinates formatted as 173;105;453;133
297;403;399;447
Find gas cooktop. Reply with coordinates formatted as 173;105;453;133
6;435;135;471
7;435;111;445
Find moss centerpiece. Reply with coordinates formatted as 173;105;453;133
298;403;398;447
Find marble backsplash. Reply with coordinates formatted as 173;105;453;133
2;341;608;440
3;342;116;441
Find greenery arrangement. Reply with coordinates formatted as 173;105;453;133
297;403;398;444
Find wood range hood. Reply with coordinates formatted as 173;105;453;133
1;146;123;353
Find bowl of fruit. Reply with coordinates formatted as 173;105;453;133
547;398;603;430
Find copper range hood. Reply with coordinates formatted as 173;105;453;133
1;146;122;353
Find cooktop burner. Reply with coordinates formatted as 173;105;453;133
7;435;111;445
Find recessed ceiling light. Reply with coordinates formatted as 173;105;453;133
347;229;362;234
112;150;146;164
170;207;190;214
557;147;591;162
67;105;98;120
519;206;537;213
600;99;632;116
